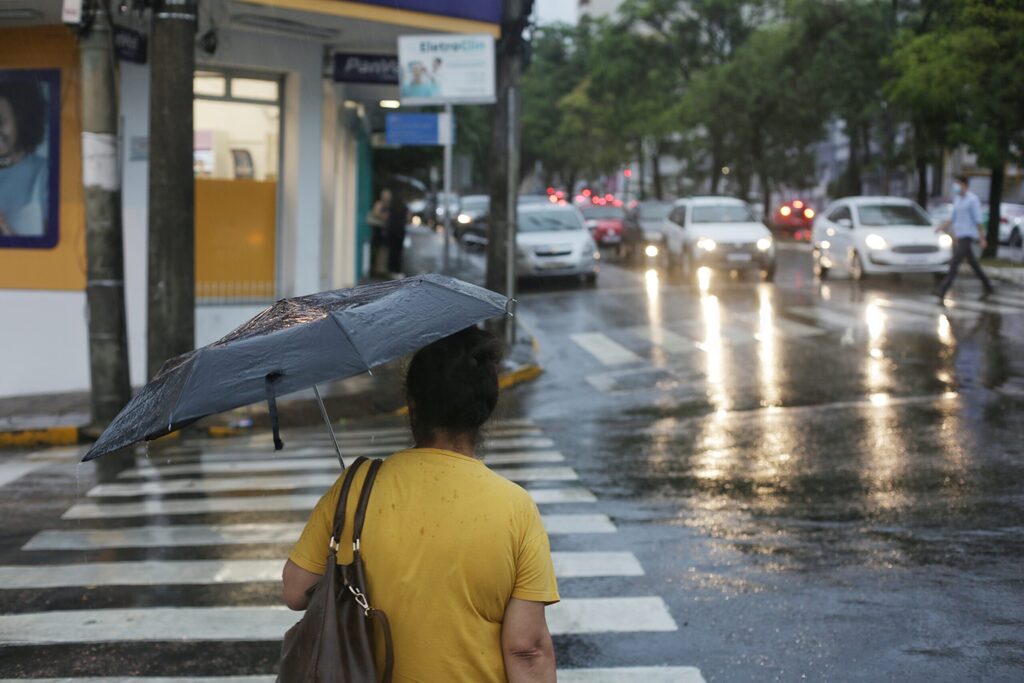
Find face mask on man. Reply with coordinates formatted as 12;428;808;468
952;184;963;198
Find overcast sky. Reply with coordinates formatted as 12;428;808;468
534;0;577;25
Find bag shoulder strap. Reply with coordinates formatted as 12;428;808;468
331;457;368;548
352;459;383;553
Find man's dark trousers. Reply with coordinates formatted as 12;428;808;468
937;237;994;297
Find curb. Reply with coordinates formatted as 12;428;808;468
0;425;80;449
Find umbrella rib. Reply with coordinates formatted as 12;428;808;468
162;351;203;436
326;314;372;373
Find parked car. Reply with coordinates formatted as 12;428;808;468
661;196;777;282
456;194;489;247
516;203;600;285
772;199;816;241
812;196;952;281
580;204;626;251
991;203;1024;247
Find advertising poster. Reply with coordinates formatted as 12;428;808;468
397;34;495;105
0;68;60;249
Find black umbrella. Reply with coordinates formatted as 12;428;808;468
83;275;509;462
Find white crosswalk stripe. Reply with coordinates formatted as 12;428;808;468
119;450;565;479
89;466;579;497
24;515;618;551
1;420;699;680
0;598;675;643
62;486;597;520
571;332;643;365
0;552;644;589
627;326;697;354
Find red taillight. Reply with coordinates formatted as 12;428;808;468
546;186;555;195
605;193;614;201
582;188;592;197
623;169;632;177
793;200;804;209
613;200;623;207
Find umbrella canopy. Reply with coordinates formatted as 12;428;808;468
84;275;508;461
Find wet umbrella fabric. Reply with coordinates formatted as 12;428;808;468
83;275;508;461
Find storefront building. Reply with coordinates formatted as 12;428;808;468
0;0;500;398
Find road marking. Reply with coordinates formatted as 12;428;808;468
875;297;974;320
0;598;673;643
732;312;825;338
25;514;614;550
570;332;643;366
62;486;596;519
788;305;859;330
924;296;1023;316
121;450;565;478
0;551;639;589
89;466;579;497
627;326;697;354
0;460;48;488
0;670;705;683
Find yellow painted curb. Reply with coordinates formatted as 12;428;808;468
389;363;543;418
0;426;80;448
207;426;245;439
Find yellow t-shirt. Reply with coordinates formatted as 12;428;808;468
288;448;560;682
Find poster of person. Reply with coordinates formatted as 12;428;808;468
0;69;60;249
397;34;495;106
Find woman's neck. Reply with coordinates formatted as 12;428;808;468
416;431;477;459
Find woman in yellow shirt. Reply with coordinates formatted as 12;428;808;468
282;327;560;682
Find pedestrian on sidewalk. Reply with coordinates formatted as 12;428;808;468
367;188;391;276
385;187;409;279
935;175;995;301
282;327;559;682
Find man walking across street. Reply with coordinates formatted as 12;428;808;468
936;175;995;301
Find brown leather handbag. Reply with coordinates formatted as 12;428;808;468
278;457;395;682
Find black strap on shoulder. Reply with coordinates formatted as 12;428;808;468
352;459;383;553
331;457;368;544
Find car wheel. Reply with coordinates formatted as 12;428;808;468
1010;228;1022;249
813;249;830;280
851;251;868;282
582;272;597;287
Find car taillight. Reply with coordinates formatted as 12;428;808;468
793;200;804;209
804;208;815;219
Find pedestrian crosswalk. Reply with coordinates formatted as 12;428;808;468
570;290;1024;392
0;418;702;681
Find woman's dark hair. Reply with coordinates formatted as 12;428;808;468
406;326;504;444
0;82;46;154
955;174;969;186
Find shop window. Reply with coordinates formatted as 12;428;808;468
193;70;281;303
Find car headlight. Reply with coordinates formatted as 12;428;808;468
645;244;659;258
697;237;717;252
938;234;953;249
865;234;888;250
756;237;772;252
457;214;472;224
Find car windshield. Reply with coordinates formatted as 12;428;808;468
581;206;625;219
519;210;584;232
639;203;672;220
859;204;931;227
691;204;758;224
461;198;488;213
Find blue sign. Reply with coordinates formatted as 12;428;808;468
385;113;453;146
333;53;398;84
357;0;501;24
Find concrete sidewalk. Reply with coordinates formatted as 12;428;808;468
0;229;539;449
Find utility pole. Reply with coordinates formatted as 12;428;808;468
79;3;132;431
487;0;532;346
147;0;197;378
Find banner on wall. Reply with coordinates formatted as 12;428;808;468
0;69;61;250
397;34;495;105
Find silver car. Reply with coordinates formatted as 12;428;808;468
516;204;600;284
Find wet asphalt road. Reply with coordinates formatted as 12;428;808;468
0;243;1022;681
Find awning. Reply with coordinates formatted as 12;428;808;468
240;0;502;36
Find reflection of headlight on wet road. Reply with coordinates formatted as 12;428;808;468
645;244;659;258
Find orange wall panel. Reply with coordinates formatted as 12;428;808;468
0;26;85;291
195;178;277;300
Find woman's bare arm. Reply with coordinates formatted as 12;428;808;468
282;559;322;610
501;598;556;683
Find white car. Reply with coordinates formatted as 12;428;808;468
661;196;776;281
813;196;952;281
516;203;600;284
